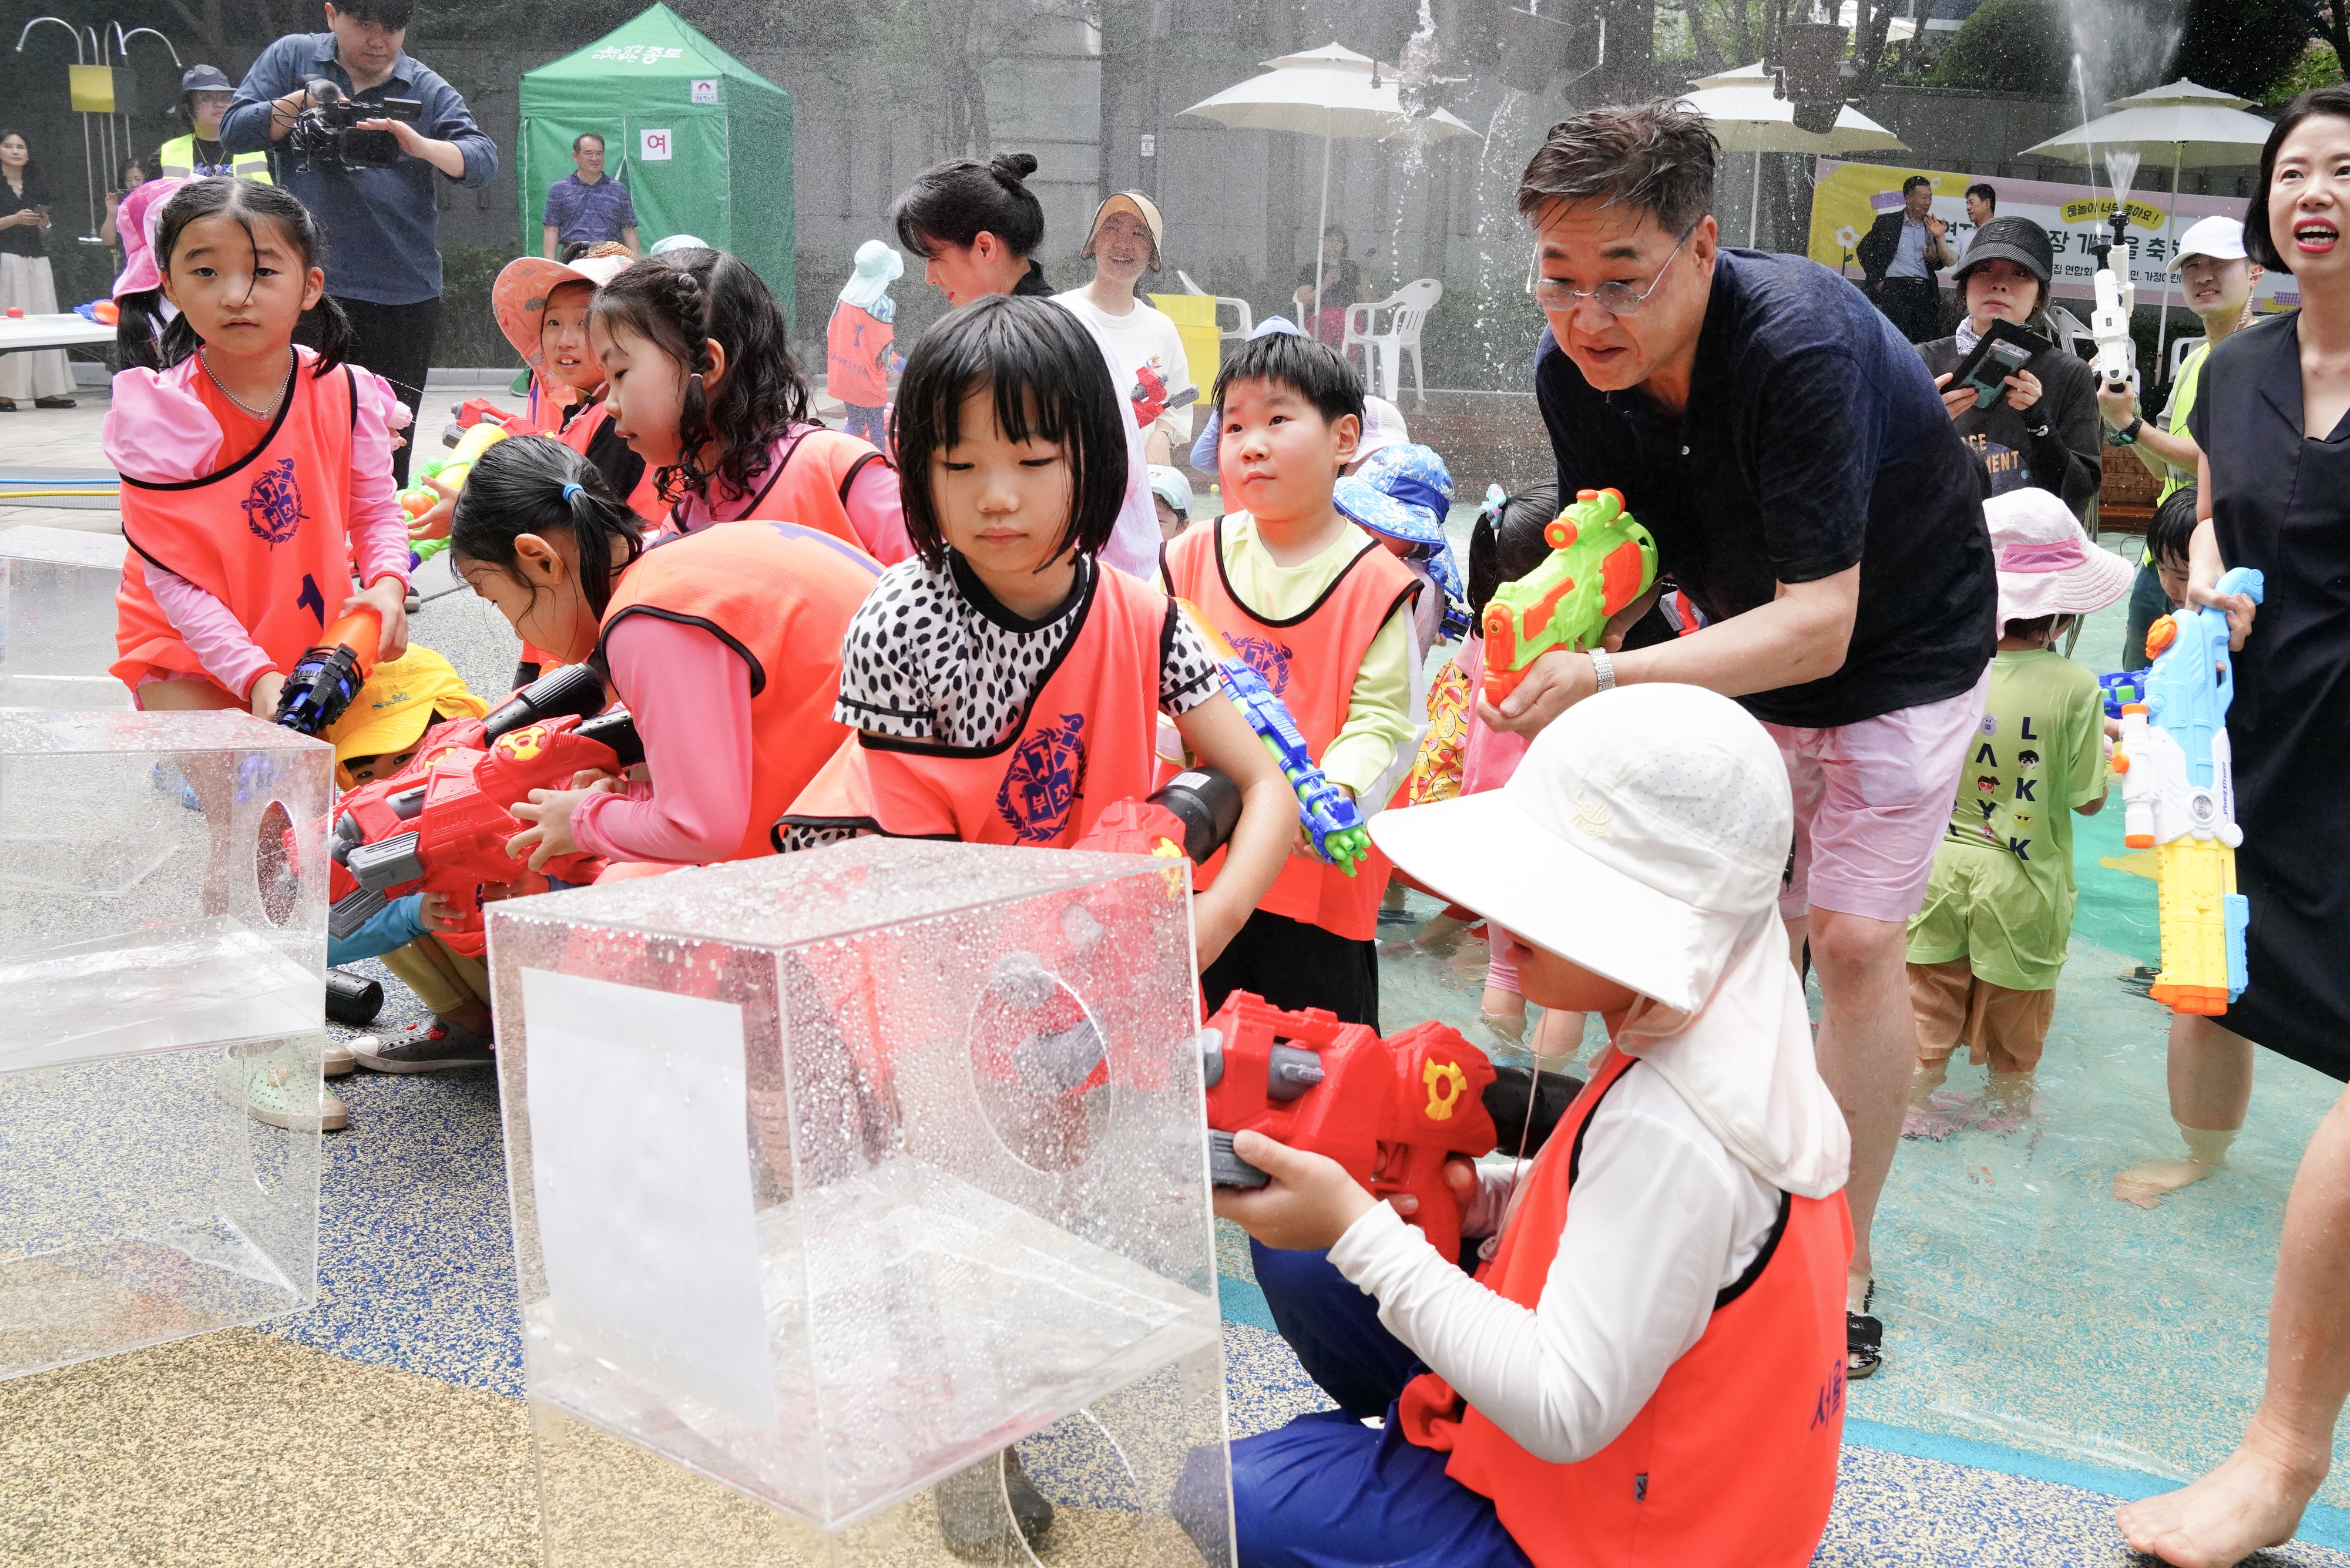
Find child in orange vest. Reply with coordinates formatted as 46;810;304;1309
776;294;1294;971
446;436;879;907
1163;331;1420;1028
590;248;912;565
827;240;901;447
1208;686;1852;1568
108;177;411;716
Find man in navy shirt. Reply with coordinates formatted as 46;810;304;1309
541;133;639;258
1486;102;1995;1381
223;0;497;482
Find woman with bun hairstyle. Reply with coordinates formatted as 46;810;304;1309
891;152;1160;577
451;435;881;872
592;247;910;563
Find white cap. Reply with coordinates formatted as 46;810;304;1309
1147;464;1193;516
1355;396;1409;463
1371;685;1792;1015
1985;488;2134;624
2168;216;2248;271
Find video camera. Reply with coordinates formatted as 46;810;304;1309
284;79;421;172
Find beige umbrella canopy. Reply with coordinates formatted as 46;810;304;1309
1183;43;1477;321
1679;73;1909;246
2021;78;2275;365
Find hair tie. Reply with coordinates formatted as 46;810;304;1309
560;482;583;502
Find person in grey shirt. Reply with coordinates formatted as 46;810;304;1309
223;0;496;481
1857;175;1955;343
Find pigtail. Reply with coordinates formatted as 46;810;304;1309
156;308;201;371
304;293;355;378
113;290;163;371
663;265;717;502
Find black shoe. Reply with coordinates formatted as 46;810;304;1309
352;1019;494;1073
33;395;75;409
1847;1279;1882;1379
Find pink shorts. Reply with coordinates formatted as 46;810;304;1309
1768;670;1989;924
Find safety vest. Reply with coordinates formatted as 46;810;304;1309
826;301;893;408
1395;1047;1851;1568
597;519;882;862
2157;343;2207;506
1161;516;1419;941
155;135;272;183
557;396;666;524
113;352;361;693
778;560;1168;848
673;426;893;557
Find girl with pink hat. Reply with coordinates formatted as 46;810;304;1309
1899;488;2134;1160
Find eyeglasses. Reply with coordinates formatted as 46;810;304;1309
1529;229;1694;318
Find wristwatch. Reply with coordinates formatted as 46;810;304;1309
2114;417;2144;445
1589;648;1617;694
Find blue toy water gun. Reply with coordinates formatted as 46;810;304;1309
1177;603;1371;873
2100;667;2151;720
2111;566;2265;1016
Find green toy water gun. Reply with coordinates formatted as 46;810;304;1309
1481;486;1657;706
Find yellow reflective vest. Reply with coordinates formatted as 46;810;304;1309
156;135;273;183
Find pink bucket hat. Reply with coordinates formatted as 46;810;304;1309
491;253;633;371
111;177;189;300
1985;488;2134;624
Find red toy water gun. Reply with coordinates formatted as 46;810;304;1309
274;605;385;736
323;666;633;954
1071;767;1241;862
1130;364;1200;429
448;396;529;439
1203;992;1501;1263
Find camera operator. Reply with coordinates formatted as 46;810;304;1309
223;0;496;481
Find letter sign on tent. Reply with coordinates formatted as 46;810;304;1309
691;78;717;103
640;127;673;160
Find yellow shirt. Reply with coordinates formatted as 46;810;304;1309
1203;511;1417;800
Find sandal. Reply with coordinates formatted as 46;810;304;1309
1847;1280;1883;1379
33;395;75;409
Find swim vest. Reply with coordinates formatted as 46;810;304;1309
778;560;1168;848
597;519;881;862
1160;516;1418;941
1395;1047;1851;1568
113;354;365;695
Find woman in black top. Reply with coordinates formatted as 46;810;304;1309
0;129;76;410
1915;216;2099;518
2114;86;2350;1568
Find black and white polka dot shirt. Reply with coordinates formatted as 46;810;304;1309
834;552;1223;748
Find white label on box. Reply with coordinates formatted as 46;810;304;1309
522;968;777;1430
690;78;717;103
639;127;673;161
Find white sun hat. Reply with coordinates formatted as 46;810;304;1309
1986;488;2134;624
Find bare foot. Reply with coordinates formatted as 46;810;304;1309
2114;1437;2322;1567
2116;1127;2237;1208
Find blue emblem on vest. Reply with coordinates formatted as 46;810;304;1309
241;458;306;547
1230;634;1294;694
996;713;1087;844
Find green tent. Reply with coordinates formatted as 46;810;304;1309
518;4;793;315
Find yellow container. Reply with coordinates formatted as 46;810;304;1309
69;65;135;115
1150;293;1222;408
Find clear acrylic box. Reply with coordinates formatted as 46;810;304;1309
0;525;132;710
0;710;332;1378
488;838;1235;1565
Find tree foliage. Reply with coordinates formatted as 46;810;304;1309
2176;0;2315;103
1928;0;2072;95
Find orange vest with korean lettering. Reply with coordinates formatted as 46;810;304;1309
113;355;364;694
1395;1048;1852;1568
1161;517;1418;941
597;519;882;862
676;427;893;556
779;562;1167;848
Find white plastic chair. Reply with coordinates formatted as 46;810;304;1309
2169;334;2205;381
1342;278;1442;404
1176;268;1254;344
2043;304;2096;362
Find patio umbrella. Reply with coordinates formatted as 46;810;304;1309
1181;43;1476;324
1679;76;1909;246
2020;79;2275;367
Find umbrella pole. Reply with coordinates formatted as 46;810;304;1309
1313;125;1332;337
2155;143;2181;384
1749;152;1762;249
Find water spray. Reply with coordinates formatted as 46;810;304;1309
2088;148;2141;397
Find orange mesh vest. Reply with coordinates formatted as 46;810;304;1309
1396;1048;1852;1568
780;562;1169;847
676;428;894;554
825;301;892;407
113;356;365;693
598;519;882;862
1161;517;1418;941
557;398;666;524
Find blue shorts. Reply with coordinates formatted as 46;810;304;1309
1231;1241;1533;1568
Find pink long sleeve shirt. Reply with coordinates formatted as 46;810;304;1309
105;352;414;699
568;615;756;865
